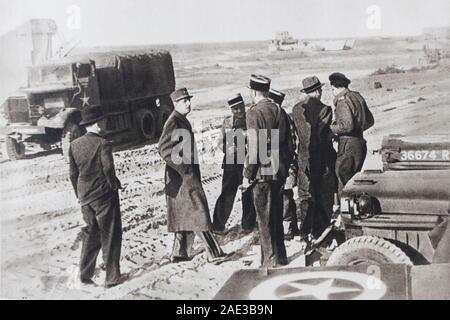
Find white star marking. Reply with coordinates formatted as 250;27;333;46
81;92;90;107
280;279;362;300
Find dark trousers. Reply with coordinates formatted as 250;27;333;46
172;231;224;260
282;189;299;236
212;166;256;231
80;192;122;285
253;180;287;268
336;137;367;192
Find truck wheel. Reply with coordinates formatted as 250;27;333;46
135;109;156;140
5;136;26;160
326;236;413;266
61;120;84;163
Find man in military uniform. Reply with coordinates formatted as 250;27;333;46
292;76;338;244
269;88;299;240
212;94;256;234
243;75;294;268
329;72;374;191
158;88;231;264
69;105;124;288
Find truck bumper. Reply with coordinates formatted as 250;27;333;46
0;124;46;136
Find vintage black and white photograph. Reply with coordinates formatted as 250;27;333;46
0;0;449;301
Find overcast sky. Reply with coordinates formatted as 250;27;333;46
1;0;450;46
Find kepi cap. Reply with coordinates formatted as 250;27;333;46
227;93;245;108
269;88;285;106
248;74;271;92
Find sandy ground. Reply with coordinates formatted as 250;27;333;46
1;37;450;300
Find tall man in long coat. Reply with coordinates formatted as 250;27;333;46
292;76;338;243
243;75;295;268
69;105;124;288
212;93;256;234
329;72;374;191
158;88;231;264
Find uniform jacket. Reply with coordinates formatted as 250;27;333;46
244;98;294;182
218;114;247;170
158;111;212;232
331;89;374;139
69;132;121;206
292;96;336;175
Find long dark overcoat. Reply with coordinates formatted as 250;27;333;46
158;111;211;232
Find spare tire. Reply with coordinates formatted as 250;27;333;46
61;119;84;163
135;109;157;140
326;236;413;266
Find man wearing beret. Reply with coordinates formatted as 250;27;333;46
158;88;231;264
329;72;374;191
69;105;124;288
292;76;338;246
269;88;299;241
243;75;295;268
212;94;256;235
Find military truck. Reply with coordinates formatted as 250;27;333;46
327;134;450;266
1;49;175;160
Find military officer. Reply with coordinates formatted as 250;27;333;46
69;105;124;288
269;88;299;240
292;76;338;244
329;72;374;191
158;88;232;264
243;75;295;268
212;94;256;235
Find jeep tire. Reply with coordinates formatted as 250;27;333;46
326;236;413;266
5;136;26;160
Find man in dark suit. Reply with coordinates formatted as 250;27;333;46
329;72;375;191
243;75;295;268
212;93;256;235
158;88;232;264
292;76;338;245
69;105;124;288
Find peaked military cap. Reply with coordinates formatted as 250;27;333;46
248;74;271;92
170;88;193;103
269;88;286;106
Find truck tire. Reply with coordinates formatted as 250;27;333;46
61;120;84;163
5;136;26;160
135;109;157;140
326;236;413;266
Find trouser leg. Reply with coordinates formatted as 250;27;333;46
93;192;122;285
212;168;240;231
282;189;299;236
197;231;224;260
253;181;287;268
241;187;256;230
336;138;367;193
172;231;191;258
79;204;102;281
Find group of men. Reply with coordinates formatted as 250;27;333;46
68;71;375;286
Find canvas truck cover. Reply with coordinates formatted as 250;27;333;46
27;49;175;99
